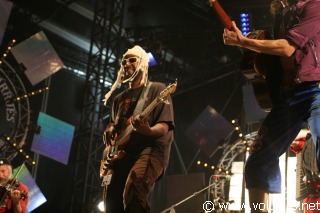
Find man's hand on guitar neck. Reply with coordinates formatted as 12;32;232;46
131;115;169;137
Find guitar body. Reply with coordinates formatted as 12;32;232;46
240;30;276;110
100;144;126;177
240;30;274;77
242;30;295;110
99;118;132;177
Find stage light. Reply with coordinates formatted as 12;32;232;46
15;86;50;102
0;39;16;63
147;52;157;67
97;201;104;212
1;135;35;165
240;12;251;36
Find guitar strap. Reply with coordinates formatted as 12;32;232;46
134;81;153;156
133;81;152;116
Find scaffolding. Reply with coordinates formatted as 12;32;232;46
69;0;125;212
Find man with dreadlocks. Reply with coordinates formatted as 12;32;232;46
223;0;320;212
102;45;174;213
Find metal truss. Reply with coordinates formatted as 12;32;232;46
69;0;125;212
123;25;243;97
12;0;75;24
210;131;257;212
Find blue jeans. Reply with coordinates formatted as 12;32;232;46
245;81;320;193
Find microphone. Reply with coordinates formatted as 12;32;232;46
212;175;231;180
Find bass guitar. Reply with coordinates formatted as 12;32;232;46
100;81;177;177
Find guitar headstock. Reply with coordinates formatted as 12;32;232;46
159;80;177;101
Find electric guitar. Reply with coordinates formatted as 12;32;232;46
100;81;177;177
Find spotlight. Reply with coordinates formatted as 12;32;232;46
147;52;157;67
240;12;251;35
97;201;104;212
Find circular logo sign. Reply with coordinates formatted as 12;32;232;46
0;66;18;139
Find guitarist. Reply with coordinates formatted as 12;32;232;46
102;45;175;213
223;0;320;212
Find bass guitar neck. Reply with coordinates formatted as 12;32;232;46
209;0;232;30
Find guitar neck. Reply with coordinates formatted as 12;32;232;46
210;0;232;30
140;97;159;119
115;98;160;146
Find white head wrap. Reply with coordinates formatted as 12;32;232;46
103;45;149;105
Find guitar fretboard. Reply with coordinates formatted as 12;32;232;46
115;97;160;147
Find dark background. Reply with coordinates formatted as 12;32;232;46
1;0;272;212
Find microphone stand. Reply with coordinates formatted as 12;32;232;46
160;181;217;213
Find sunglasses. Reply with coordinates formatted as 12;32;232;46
121;57;138;66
